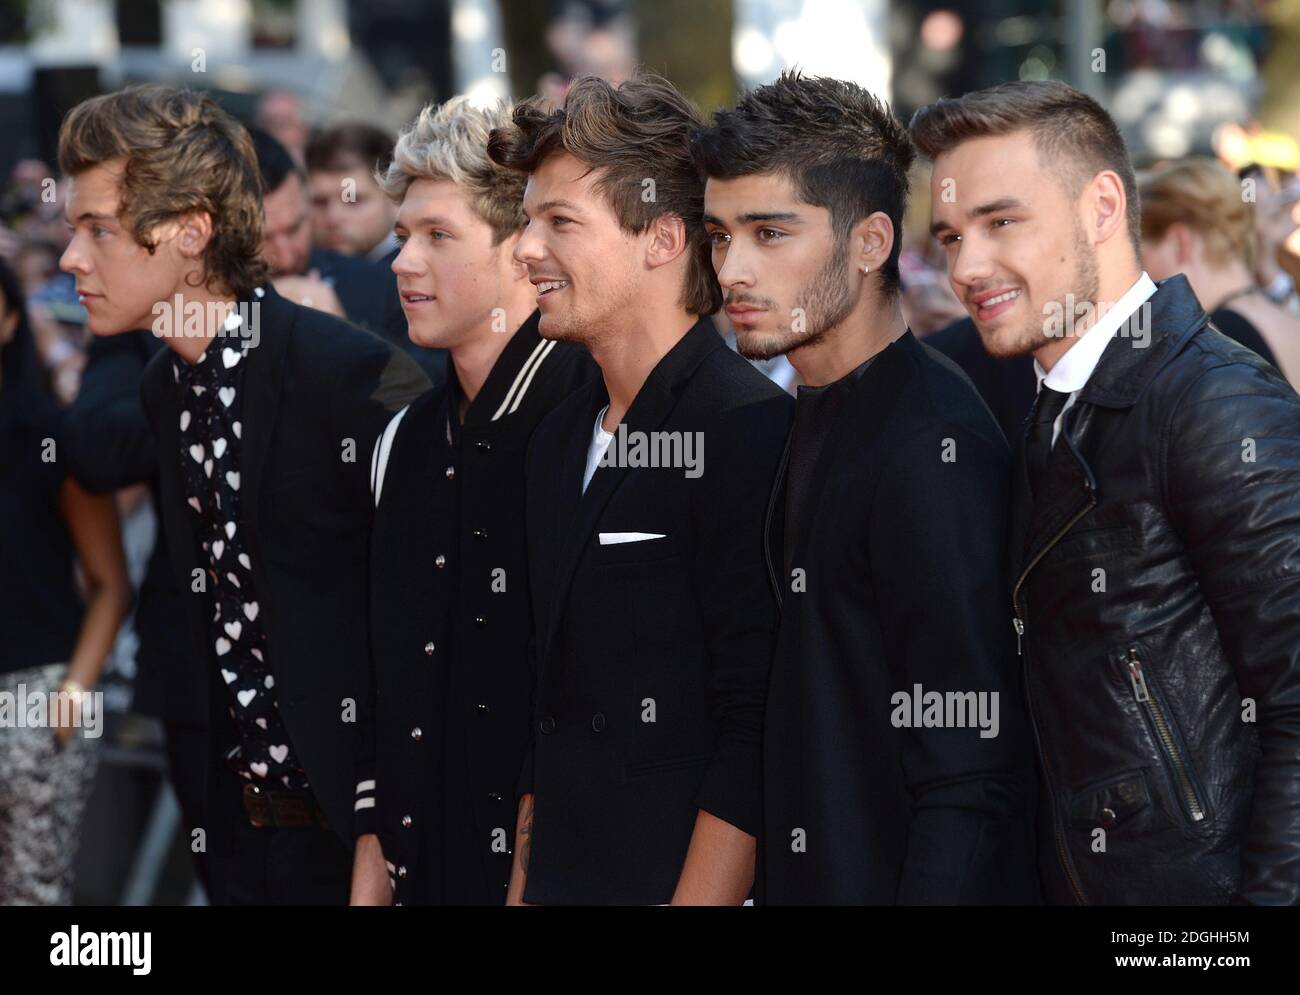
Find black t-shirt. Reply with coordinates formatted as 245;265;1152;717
783;351;880;576
0;378;82;674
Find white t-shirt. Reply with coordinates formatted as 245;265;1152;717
582;405;615;493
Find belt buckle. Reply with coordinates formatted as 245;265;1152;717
243;782;274;829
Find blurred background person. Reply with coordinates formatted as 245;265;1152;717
1141;156;1300;385
1273;180;1300;313
0;255;130;905
1238;164;1300;311
254;90;310;168
305;123;399;261
248;124;347;319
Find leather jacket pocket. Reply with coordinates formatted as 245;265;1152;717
1117;643;1211;825
1069;769;1151;830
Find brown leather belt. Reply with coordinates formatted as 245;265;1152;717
241;783;330;830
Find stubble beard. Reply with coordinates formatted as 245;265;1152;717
982;220;1100;360
734;237;856;361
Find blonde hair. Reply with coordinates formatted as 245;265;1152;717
1139;157;1256;270
378;97;525;245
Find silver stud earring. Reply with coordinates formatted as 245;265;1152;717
861;264;870;275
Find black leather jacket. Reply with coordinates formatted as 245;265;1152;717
1011;274;1300;906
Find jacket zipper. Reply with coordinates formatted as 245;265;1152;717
1011;497;1096;657
764;437;792;609
1012;495;1096;906
1125;646;1205;822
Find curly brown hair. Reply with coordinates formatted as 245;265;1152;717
58;84;268;295
487;71;721;317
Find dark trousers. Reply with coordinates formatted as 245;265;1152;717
205;767;352;906
162;719;211;893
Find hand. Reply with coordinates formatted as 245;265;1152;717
52;682;87;751
349;833;392;906
54;722;75;751
505;793;535;905
271;272;346;318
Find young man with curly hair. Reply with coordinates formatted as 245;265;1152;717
58;85;429;904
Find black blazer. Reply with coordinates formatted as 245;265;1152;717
760;332;1039;904
521;317;793;904
65;331;196;722
367;313;596;904
140;285;430;843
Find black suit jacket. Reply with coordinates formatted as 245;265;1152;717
368;313;596;904
140;285;430;844
521;317;793;904
760;332;1039;904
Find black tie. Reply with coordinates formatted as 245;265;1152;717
1026;386;1070;496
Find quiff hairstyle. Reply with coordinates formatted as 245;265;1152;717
1139;157;1256;270
909;80;1142;258
690;70;915;295
378;97;526;245
487;71;721;316
58;84;267;295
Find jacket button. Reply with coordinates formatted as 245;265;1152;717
476;703;489;713
397;865;408;879
475;439;491;453
539;716;556;734
424;641;435;655
487;791;502;801
1101;806;1117;829
445;465;455;479
474;615;486;627
435;554;446;568
471;528;486;540
401;814;413;828
411;726;422;741
591;712;606;732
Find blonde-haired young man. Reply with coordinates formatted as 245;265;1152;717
355;97;595;905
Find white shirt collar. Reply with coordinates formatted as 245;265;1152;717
1034;272;1157;394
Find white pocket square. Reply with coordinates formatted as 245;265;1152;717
598;532;667;545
